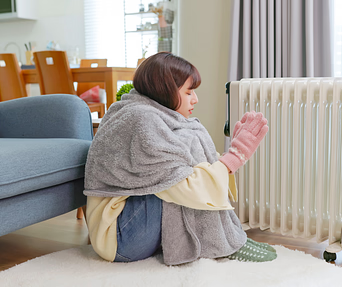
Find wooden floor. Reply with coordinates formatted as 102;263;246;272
0;210;89;271
0;211;341;271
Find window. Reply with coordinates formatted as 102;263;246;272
84;0;125;67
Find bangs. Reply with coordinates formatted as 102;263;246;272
171;61;202;90
188;67;201;89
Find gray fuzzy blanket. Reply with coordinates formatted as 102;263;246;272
84;90;246;265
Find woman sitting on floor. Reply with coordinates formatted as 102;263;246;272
83;52;276;265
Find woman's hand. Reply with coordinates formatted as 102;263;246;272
219;111;268;173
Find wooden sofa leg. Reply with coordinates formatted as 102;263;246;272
76;207;84;219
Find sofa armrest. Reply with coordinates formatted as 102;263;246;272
0;94;93;140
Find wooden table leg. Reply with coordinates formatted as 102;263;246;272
105;70;118;108
92;119;101;135
25;84;31;97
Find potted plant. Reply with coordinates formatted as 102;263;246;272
137;40;151;66
116;83;134;101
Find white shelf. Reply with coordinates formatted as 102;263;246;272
125;11;156;18
123;0;178;66
126;29;158;34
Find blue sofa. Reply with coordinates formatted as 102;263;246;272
0;94;93;237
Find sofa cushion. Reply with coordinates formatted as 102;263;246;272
0;138;92;200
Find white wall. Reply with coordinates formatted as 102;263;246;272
178;0;231;153
0;0;85;65
0;0;232;152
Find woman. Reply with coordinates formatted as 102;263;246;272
84;52;276;265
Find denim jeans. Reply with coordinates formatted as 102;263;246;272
114;194;162;262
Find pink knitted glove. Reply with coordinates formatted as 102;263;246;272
220;111;268;174
231;110;251;138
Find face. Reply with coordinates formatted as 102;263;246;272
176;77;199;118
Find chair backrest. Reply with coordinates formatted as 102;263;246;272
76;59;107;96
0;53;27;102
33;51;76;95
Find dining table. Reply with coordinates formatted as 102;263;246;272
21;66;136;107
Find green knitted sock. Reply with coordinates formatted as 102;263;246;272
227;241;277;262
247;238;276;253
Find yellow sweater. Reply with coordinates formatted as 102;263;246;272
86;161;237;262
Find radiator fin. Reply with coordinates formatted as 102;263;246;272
230;78;342;246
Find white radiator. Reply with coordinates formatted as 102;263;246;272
226;78;342;254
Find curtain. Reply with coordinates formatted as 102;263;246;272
227;0;333;81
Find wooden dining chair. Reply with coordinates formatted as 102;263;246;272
0;53;27;102
33;51;105;118
76;59;108;96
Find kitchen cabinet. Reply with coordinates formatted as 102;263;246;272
0;0;15;14
0;0;37;21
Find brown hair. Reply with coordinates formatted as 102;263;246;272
133;52;201;110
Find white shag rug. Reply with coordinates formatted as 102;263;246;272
0;245;341;287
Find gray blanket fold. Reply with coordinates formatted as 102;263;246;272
84;89;246;265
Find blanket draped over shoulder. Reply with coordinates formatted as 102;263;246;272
84;89;246;265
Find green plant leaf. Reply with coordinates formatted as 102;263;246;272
116;83;134;101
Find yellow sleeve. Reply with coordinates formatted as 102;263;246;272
156;161;237;210
86;195;129;262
